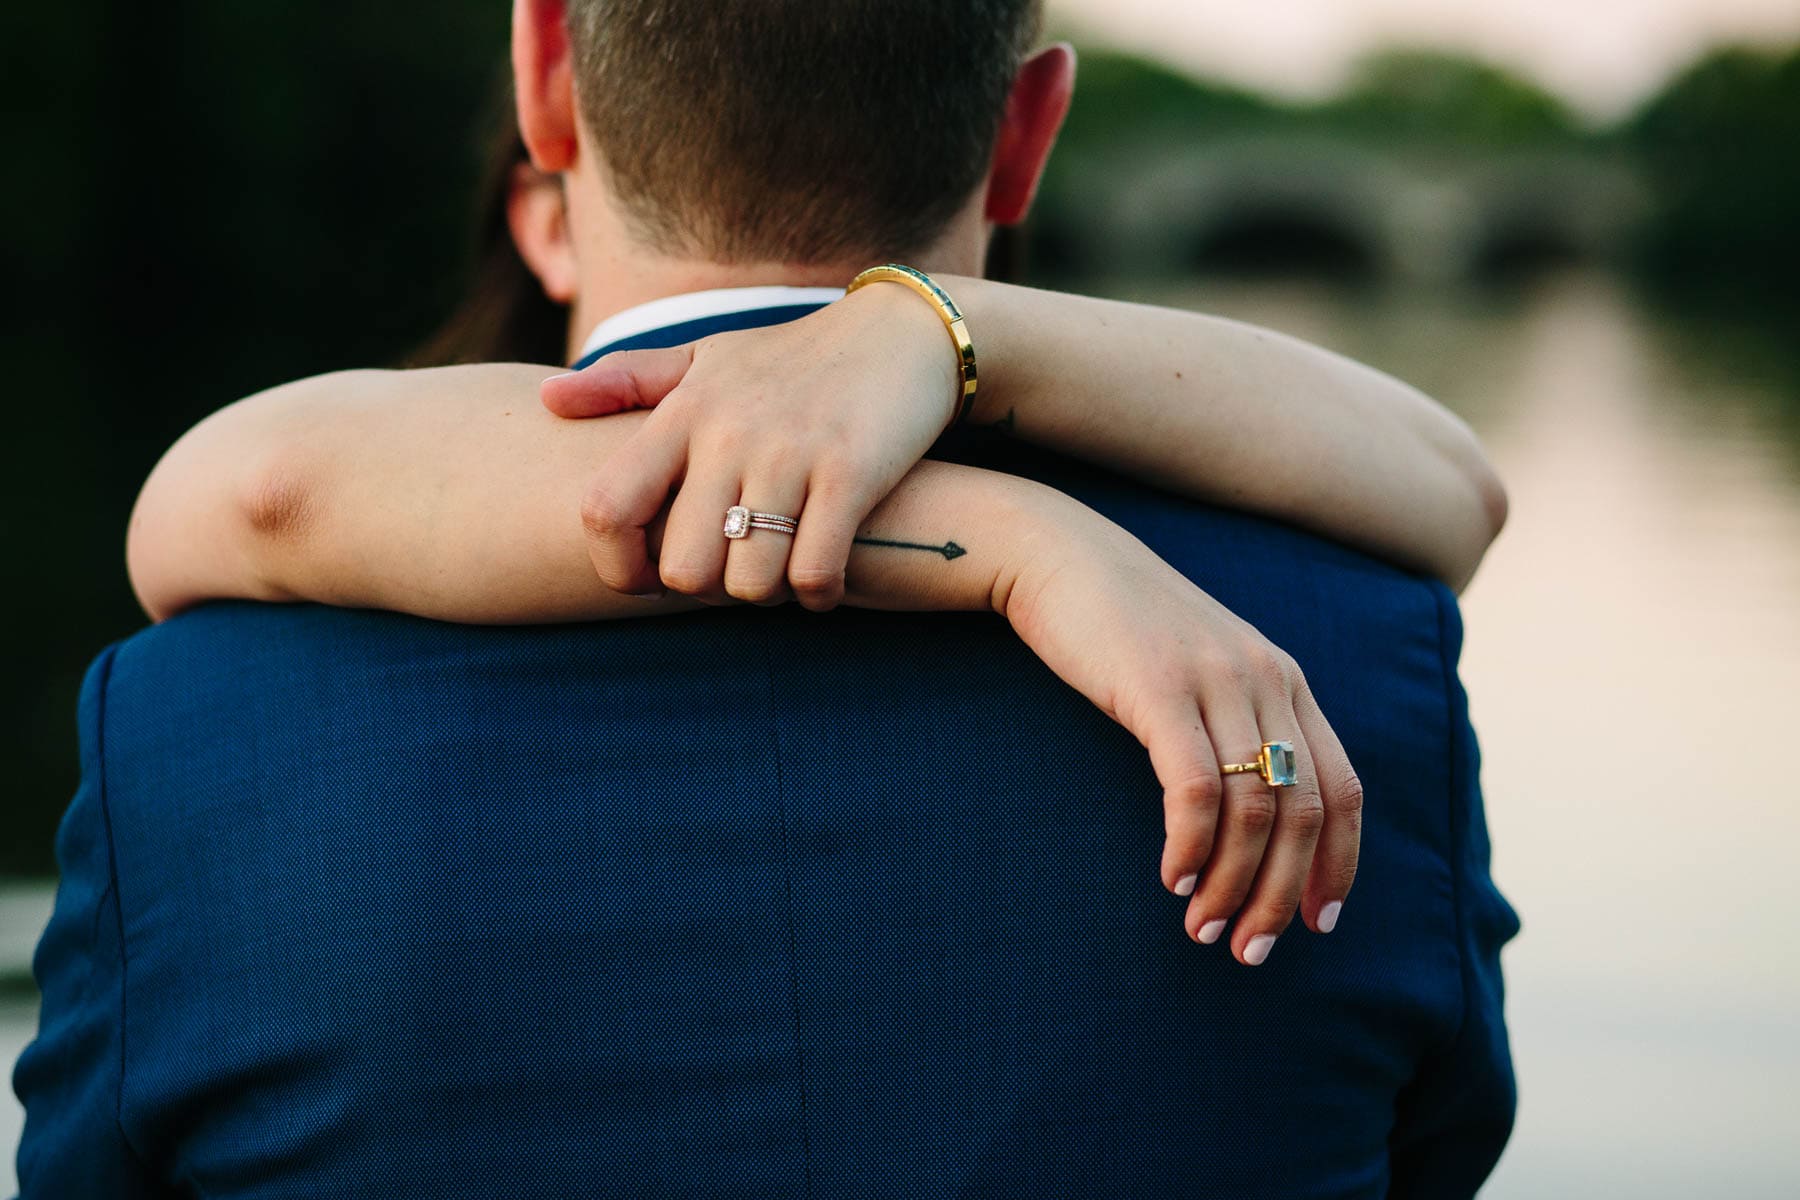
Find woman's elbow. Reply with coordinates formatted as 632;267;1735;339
124;495;181;622
124;406;319;621
1441;457;1508;592
1474;459;1509;544
239;456;318;543
1442;415;1508;565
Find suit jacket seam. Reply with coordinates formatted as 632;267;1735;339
757;623;817;1199
1432;584;1471;1057
87;642;156;1178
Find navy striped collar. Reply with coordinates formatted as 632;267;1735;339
571;285;844;369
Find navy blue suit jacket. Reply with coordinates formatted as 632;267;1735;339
14;310;1517;1198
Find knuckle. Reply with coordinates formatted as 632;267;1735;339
1285;791;1327;836
1245;643;1292;689
1231;788;1280;834
1170;772;1223;812
659;561;712;596
592;563;631;592
728;578;783;604
1137;669;1192;708
1166;816;1209;852
1206;872;1256;911
1323;767;1366;819
1241;640;1281;675
758;438;804;476
1166;834;1217;880
702;417;753;456
647;389;697;424
787;560;842;596
579;486;630;535
807;455;856;493
1248;901;1301;936
1205;650;1254;689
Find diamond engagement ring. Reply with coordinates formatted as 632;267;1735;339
723;505;798;540
1221;741;1300;788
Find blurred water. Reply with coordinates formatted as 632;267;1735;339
1147;271;1800;1198
4;271;1797;1195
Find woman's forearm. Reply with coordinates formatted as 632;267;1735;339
126;361;1375;963
938;276;1507;589
129;278;1507;618
127;364;1051;625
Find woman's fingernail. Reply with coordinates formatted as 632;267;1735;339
1174;873;1198;897
1244;934;1277;966
1197;919;1227;945
544;371;578;383
629;588;666;600
1317;901;1343;933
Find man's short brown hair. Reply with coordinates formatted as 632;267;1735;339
568;0;1044;264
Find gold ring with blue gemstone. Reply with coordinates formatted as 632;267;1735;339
1221;741;1299;788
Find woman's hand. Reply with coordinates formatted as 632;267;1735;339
991;500;1362;965
542;284;964;609
136;359;1357;962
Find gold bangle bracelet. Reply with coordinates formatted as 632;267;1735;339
845;263;978;424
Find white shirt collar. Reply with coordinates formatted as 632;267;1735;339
577;285;846;361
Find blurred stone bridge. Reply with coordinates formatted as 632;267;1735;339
1041;137;1649;283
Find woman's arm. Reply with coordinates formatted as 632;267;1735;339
948;276;1508;589
128;363;1016;625
126;362;1365;966
546;278;1505;597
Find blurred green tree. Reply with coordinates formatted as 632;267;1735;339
1626;45;1800;301
1328;49;1581;146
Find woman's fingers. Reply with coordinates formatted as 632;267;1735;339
1227;699;1325;965
657;463;740;604
1295;684;1362;933
580;424;689;596
1186;700;1278;953
723;472;808;606
541;345;695;418
784;468;869;612
1137;696;1223;898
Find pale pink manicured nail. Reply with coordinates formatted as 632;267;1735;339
1244;934;1277;966
1317;901;1343;933
544;371;578;383
1174;873;1198;897
1197;919;1227;945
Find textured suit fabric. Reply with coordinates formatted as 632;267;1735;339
14;319;1518;1198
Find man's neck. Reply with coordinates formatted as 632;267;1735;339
559;178;989;362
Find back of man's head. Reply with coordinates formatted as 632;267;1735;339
566;0;1044;265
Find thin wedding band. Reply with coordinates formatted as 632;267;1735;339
724;505;798;540
747;517;796;537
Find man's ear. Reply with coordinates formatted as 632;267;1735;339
985;43;1077;227
512;0;580;172
508;163;579;303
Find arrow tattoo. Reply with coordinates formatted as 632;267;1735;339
853;536;967;561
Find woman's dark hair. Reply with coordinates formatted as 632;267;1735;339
410;83;570;368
